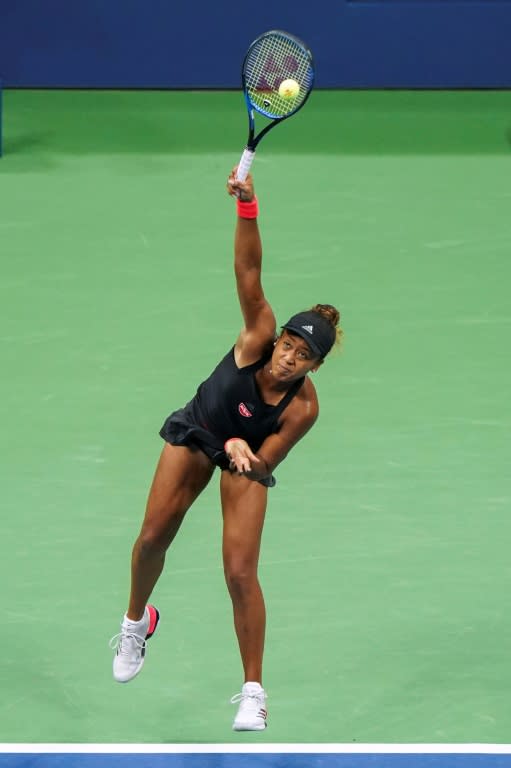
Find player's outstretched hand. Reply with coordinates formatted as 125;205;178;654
227;168;255;202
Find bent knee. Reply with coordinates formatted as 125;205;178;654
224;561;259;599
136;530;168;556
136;516;182;554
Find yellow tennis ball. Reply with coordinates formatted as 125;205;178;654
278;79;300;99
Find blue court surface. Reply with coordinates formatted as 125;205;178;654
1;746;511;768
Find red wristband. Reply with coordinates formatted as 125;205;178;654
236;195;259;219
224;437;242;454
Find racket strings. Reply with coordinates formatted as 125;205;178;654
243;34;313;119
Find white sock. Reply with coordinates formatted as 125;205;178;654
123;609;147;627
243;681;264;693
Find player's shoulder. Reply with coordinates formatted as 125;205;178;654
298;375;319;409
286;375;319;420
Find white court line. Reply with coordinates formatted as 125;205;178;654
0;744;510;754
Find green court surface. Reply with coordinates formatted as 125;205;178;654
1;90;510;744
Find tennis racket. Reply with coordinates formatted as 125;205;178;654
236;29;315;182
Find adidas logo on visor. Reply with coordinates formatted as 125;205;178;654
301;325;314;334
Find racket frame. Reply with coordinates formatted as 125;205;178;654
236;29;314;181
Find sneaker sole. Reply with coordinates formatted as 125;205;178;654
232;722;267;731
146;604;160;639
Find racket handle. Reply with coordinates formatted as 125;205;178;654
236;148;255;182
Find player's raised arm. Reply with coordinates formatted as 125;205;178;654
227;170;276;364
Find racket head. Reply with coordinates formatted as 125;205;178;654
241;30;314;123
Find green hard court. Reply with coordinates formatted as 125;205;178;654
1;90;510;744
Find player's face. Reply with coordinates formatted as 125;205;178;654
271;331;322;380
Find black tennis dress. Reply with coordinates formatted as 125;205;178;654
159;347;305;486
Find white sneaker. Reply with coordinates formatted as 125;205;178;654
109;605;160;683
231;682;268;731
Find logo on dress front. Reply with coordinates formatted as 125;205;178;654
238;402;253;417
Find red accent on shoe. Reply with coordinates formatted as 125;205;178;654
146;605;160;639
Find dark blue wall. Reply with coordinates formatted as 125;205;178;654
1;0;510;88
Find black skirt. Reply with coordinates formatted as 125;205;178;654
159;408;276;487
159;407;229;469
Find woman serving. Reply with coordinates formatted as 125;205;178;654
110;168;342;732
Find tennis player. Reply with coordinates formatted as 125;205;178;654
110;168;342;731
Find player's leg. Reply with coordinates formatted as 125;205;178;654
128;442;215;619
220;471;268;730
111;443;215;682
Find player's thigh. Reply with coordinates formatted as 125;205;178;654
143;442;215;530
220;471;268;568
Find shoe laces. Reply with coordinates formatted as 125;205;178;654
230;689;267;706
109;627;146;656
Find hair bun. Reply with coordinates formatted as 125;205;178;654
310;304;340;328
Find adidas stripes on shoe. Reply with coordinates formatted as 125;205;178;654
231;682;268;731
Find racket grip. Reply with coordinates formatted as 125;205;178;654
236;148;255;182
